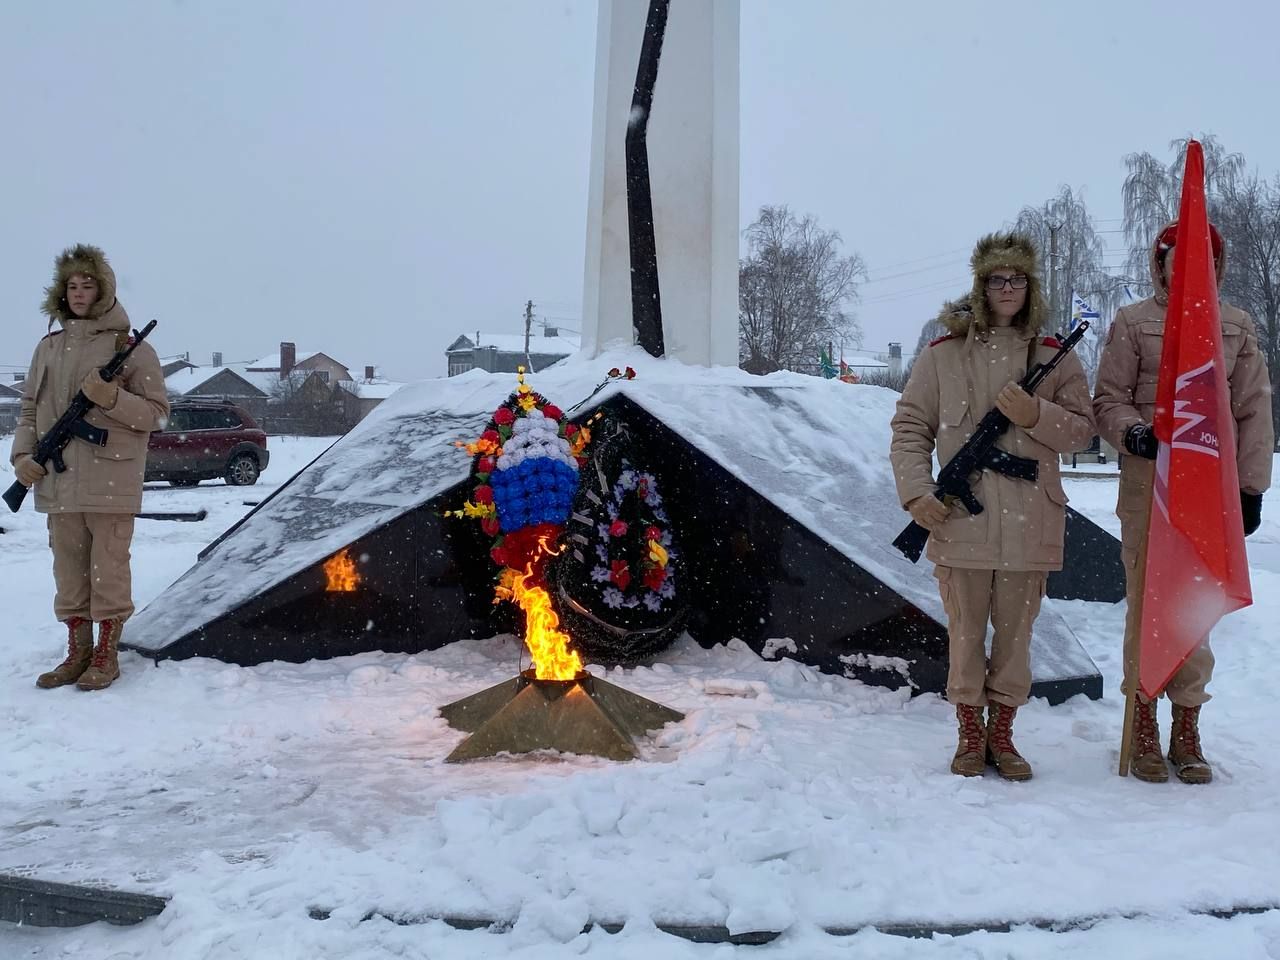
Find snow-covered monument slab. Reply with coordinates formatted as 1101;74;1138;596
124;358;1110;703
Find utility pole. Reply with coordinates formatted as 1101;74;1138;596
1048;222;1061;329
524;300;534;370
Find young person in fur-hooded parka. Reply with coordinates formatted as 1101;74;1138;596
11;245;169;692
890;232;1094;780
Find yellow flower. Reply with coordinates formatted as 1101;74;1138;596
461;501;496;519
648;539;669;567
493;568;518;603
569;425;592;456
517;393;537;412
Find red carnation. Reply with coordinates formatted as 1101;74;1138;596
493;407;516;427
645;525;662;542
541;404;563;422
481;429;501;445
477;457;496;475
481;516;500;536
608;367;621;378
609;519;628;538
564;423;579;438
624;366;636;380
637;480;649;499
610;559;631;590
473;485;494;505
643;565;667;592
491;522;563;576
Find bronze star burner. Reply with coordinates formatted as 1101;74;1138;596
440;669;683;762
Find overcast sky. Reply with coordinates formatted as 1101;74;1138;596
3;1;1279;382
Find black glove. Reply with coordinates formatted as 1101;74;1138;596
1241;491;1263;537
1123;423;1158;460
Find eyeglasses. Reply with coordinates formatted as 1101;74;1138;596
986;275;1029;291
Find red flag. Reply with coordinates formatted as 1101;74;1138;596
1139;140;1252;699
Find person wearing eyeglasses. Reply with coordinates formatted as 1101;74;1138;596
891;233;1094;780
1093;221;1272;785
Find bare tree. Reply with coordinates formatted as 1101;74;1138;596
1015;185;1116;384
739;205;867;374
1217;173;1280;434
915;316;947;356
1121;134;1246;290
268;372;352;435
858;367;911;393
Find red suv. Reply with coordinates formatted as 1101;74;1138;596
147;400;270;487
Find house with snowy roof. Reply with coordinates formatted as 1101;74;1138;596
446;327;580;377
166;342;405;430
0;379;22;434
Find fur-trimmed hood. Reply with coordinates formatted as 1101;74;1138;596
937;232;1047;338
1149;219;1227;306
42;244;119;324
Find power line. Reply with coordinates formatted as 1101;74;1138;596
859;276;971;306
863;246;972;274
862;259;969;285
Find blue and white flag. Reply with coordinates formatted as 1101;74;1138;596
1071;291;1101;333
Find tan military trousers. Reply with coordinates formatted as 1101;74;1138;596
935;566;1047;707
1117;458;1214;706
48;513;136;623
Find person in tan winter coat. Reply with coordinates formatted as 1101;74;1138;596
891;232;1094;780
11;244;169;691
1093;220;1273;785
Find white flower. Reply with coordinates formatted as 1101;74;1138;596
643;593;663;612
603;588;625;609
591;565;611;582
496;454;513;471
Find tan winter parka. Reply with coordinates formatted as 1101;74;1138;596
891;234;1095;571
10;246;168;514
1093;221;1274;498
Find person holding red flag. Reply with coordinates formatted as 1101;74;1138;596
1094;146;1273;784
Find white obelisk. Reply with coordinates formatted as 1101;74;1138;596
580;0;740;367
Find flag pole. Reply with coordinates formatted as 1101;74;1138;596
1118;690;1136;777
1118;521;1150;777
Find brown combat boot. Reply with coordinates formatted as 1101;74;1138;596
1169;704;1212;784
1128;697;1169;782
77;620;122;691
986;703;1033;781
36;618;94;689
951;704;986;777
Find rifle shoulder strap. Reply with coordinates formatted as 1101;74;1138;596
1025;336;1041;392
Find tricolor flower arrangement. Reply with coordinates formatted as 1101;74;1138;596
451;368;591;584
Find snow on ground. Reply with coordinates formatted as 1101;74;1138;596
2;362;1280;959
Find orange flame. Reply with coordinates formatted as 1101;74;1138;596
506;567;583;680
324;549;361;592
